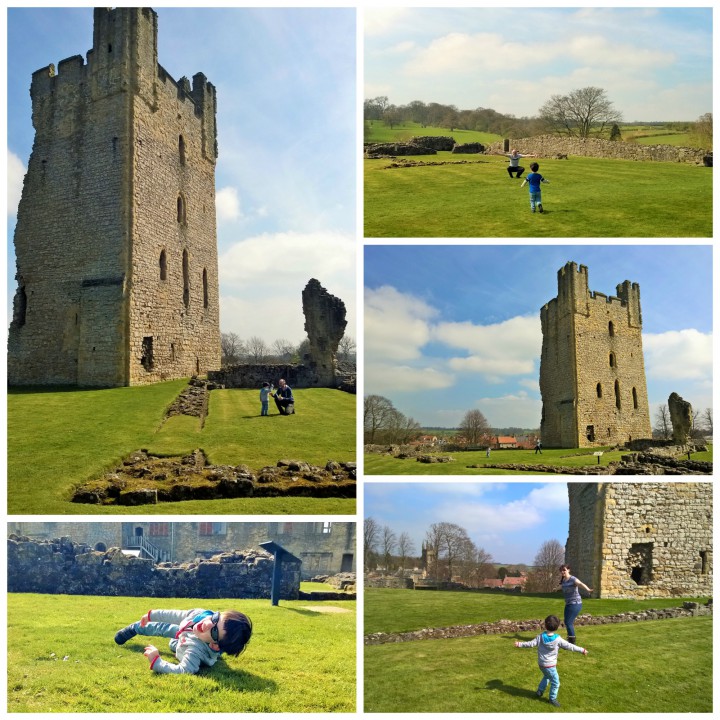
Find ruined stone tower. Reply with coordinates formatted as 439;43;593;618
539;262;652;448
8;8;220;386
566;483;712;599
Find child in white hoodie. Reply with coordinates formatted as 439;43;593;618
514;614;588;707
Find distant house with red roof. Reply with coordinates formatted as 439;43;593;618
495;436;518;449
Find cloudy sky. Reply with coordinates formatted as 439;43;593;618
365;244;713;429
365;482;571;565
7;7;356;346
365;7;712;122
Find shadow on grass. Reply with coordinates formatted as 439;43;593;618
121;645;277;693
482;678;538;700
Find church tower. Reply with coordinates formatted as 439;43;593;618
8;8;220;386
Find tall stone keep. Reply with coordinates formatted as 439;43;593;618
8;8;221;386
302;278;347;387
566;483;712;599
539;262;652;448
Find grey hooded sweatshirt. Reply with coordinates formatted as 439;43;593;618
147;608;222;675
517;631;586;667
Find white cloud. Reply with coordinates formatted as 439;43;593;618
215;186;242;222
434;315;541;379
7;151;26;217
471;392;542;429
365;285;438;362
644;329;713;381
364;8;411;36
364;361;454;394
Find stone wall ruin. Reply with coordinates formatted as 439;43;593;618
566;482;712;599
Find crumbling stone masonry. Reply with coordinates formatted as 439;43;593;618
8;8;220;387
566;483;712;599
7;535;300;599
540;262;652;448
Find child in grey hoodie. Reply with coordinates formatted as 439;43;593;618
115;608;252;674
514;614;587;707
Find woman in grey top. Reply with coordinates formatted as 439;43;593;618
560;564;593;645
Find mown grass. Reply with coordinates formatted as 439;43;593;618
8;593;355;713
364;587;711;635
365;616;712;712
8;382;355;514
365;121;501;146
364;154;712;237
365;445;712;476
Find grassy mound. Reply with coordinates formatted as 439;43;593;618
8;381;355;514
8;593;355;713
364;154;711;237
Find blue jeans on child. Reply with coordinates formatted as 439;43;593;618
529;191;542;211
564;602;582;637
538;666;560;700
261;400;269;416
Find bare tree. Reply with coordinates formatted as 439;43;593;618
701;408;713;435
527;539;565;593
220;332;244;367
364;516;380;570
246;336;268;363
381;525;397;571
396;532;416;570
338;335;356;363
690;112;712;148
539;86;622;138
271;338;295;361
654;404;672;440
458;409;491;446
363;395;395;444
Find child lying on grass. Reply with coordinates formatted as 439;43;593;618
115;608;252;674
514;614;587;707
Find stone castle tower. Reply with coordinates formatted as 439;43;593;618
539;262;652;448
8;8;220;386
566;483;712;599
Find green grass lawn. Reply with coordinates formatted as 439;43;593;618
8;593;355;713
8;381;355;514
364;154;712;237
365;616;712;712
364;445;712;475
364;587;710;635
365;121;501;146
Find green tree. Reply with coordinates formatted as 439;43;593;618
539;86;622;138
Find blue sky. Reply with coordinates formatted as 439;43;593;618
365;244;713;428
7;7;356;345
365;482;570;565
365;7;712;122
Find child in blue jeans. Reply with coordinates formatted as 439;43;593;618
520;162;550;213
514;614;587;707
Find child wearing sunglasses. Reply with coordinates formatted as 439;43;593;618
114;608;253;674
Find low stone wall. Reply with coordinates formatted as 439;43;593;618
365;575;414;589
486;134;708;164
452;142;485;154
208;363;355;392
365;602;712;645
7;535;300;599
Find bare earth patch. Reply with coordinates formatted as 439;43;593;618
301;606;352;614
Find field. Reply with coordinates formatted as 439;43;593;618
364;154;712;237
8;592;356;713
364;589;712;712
365;121;501;146
8;380;356;514
364;445;713;476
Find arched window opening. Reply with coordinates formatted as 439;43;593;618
609;321;615;336
609;352;616;368
596;383;602;398
632;387;638;409
182;250;190;308
179;135;186;165
13;285;27;328
615;380;621;409
159;250;167;281
202;268;209;309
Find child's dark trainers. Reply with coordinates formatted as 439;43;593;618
550;699;561;707
114;624;138;645
539;205;544;213
535;690;543;698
